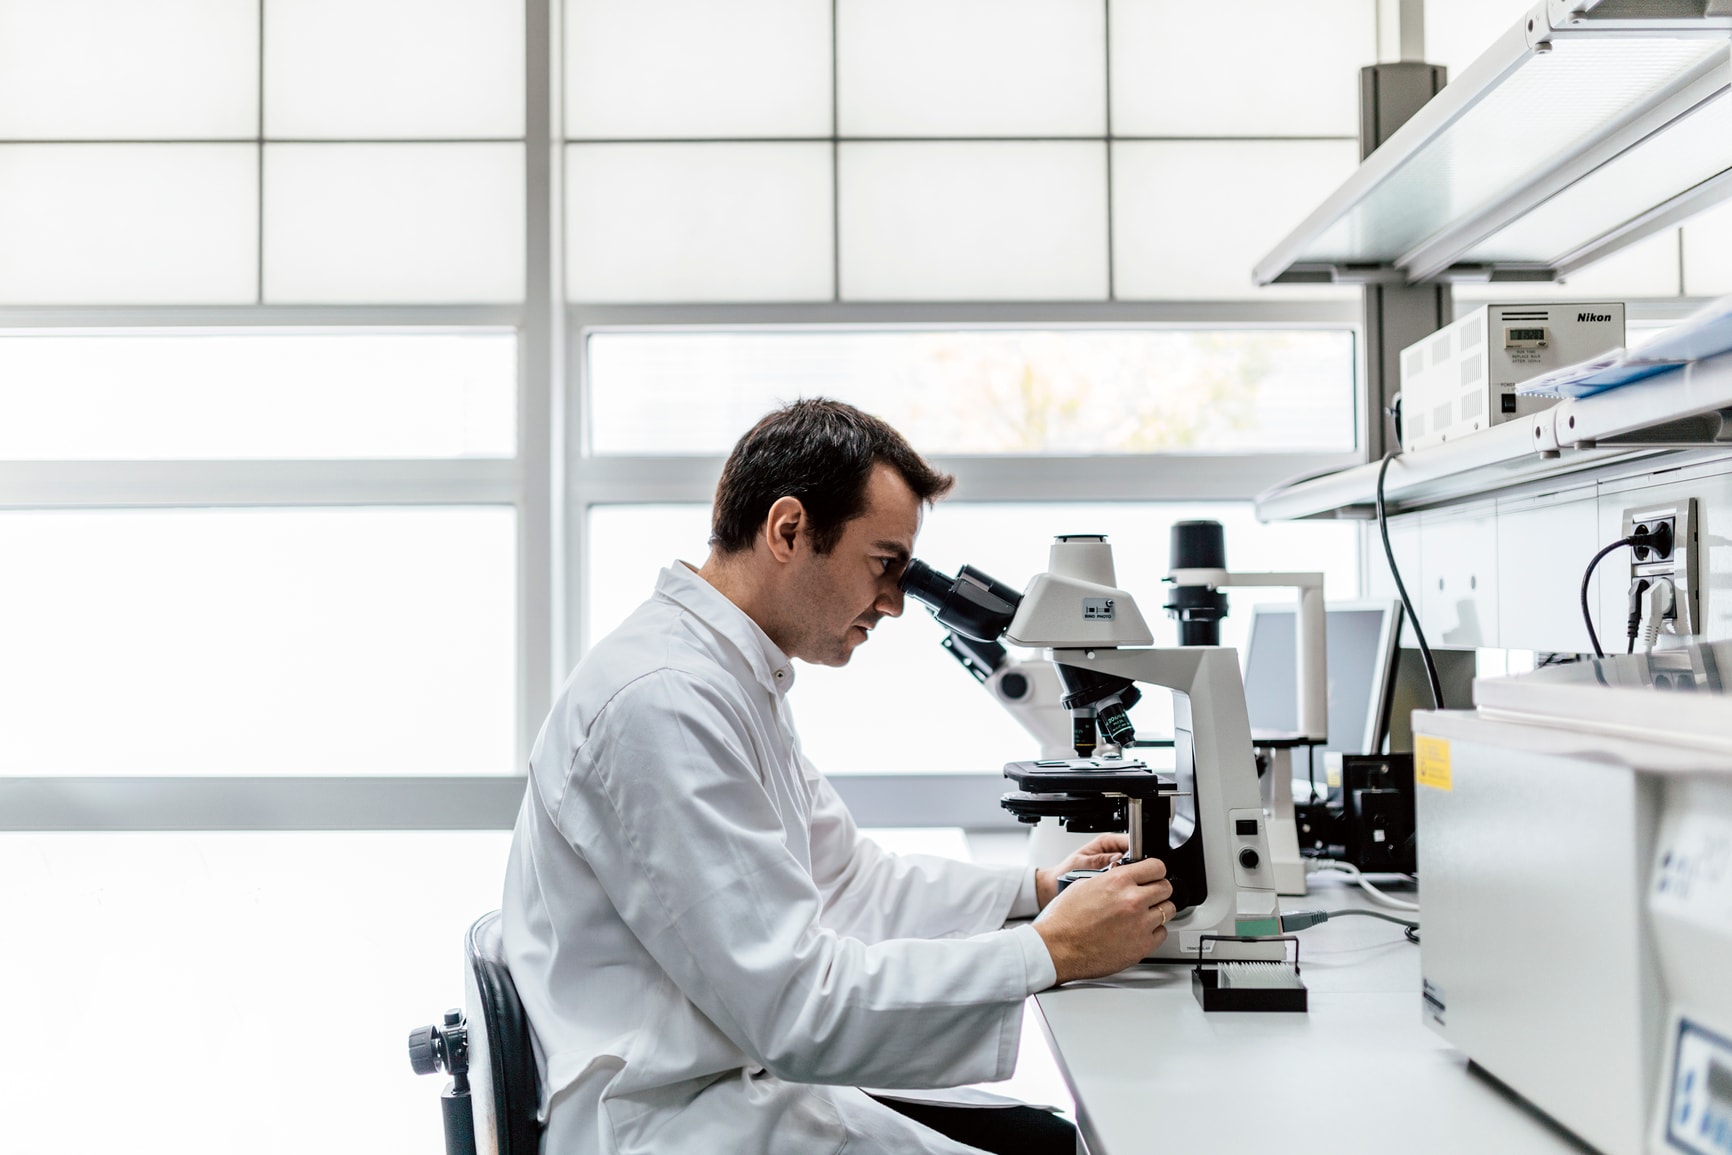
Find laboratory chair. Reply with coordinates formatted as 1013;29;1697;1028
408;910;542;1155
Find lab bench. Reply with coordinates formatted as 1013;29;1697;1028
1033;872;1581;1155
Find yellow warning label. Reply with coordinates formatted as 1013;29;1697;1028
1415;736;1452;791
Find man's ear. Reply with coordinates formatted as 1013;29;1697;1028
762;496;805;562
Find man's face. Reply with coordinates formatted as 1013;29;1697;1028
784;463;922;667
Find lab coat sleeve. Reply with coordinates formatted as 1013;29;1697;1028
552;670;1052;1089
805;763;1039;944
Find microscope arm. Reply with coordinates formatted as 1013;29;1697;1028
1170;567;1326;743
988;660;1075;761
938;630;1075;760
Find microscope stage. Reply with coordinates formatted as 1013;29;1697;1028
1003;758;1174;797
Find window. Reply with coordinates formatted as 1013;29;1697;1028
586;500;1358;775
0;331;515;460
576;315;1365;782
0;830;514;1154
586;328;1357;456
563;0;1371;303
0;507;516;775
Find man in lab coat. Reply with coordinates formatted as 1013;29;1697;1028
503;399;1177;1155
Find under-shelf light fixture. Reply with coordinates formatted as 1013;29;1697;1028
1253;0;1732;286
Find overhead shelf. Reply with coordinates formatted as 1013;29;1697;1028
1254;0;1732;287
1254;347;1732;521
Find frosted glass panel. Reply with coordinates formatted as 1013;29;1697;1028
0;144;256;304
1463;91;1732;265
837;0;1104;136
566;143;833;303
0;332;516;459
0;508;515;775
265;0;523;138
1294;39;1727;266
1;831;512;1155
1683;197;1732;296
1111;0;1374;136
564;0;831;138
1114;140;1359;299
1453;229;1682;304
0;0;257;139
586;329;1357;454
264;144;524;303
587;503;1358;774
839;142;1107;301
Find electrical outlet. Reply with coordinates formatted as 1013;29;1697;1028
1624;498;1700;636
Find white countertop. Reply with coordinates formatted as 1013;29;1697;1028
1033;873;1584;1155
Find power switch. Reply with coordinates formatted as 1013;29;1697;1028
1235;819;1258;836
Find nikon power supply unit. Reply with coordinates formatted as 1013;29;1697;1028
1399;302;1624;453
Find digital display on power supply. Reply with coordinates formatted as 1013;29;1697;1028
1710;1056;1732;1106
1508;328;1547;342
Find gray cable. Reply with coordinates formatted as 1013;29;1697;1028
1323;908;1418;930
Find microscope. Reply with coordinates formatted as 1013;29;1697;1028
1165;521;1327;895
902;533;1289;962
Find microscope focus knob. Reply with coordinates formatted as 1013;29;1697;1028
1238;847;1260;869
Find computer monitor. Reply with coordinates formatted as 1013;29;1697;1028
1242;599;1403;756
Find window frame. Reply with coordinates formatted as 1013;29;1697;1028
0;1;1710;836
564;299;1368;821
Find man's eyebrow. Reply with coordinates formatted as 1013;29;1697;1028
872;540;912;562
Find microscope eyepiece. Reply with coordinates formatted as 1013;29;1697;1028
900;558;1021;643
1170;520;1226;571
899;558;955;607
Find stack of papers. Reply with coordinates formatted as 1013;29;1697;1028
1517;291;1732;399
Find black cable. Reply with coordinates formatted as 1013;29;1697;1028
1580;537;1634;659
1626;577;1650;657
1375;454;1444;710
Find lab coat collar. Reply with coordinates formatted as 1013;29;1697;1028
656;562;797;697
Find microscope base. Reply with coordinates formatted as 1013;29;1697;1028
1258;744;1310;896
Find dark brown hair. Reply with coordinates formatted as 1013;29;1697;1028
709;398;954;555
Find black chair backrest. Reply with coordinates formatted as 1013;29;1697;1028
464;910;542;1155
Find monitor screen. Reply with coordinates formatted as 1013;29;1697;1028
1242;602;1400;756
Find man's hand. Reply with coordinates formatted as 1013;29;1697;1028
1031;857;1176;985
1034;833;1130;909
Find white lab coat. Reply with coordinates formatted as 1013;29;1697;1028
502;562;1057;1155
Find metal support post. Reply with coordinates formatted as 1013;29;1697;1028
1359;63;1453;458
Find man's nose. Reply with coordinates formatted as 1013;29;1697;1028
880;581;905;618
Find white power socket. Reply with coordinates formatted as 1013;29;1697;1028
1624;498;1700;637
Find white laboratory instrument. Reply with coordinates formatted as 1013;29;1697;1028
911;520;1331;894
1412;644;1732;1155
1399;301;1625;452
902;535;1286;962
1162;520;1325;895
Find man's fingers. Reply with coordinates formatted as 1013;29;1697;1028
1144;883;1174;908
1118;856;1168;884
